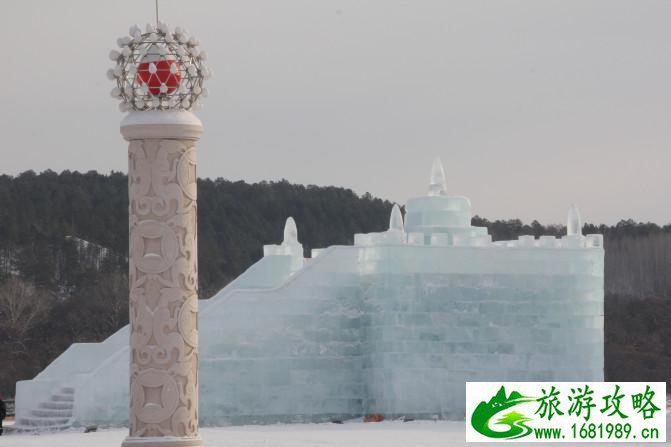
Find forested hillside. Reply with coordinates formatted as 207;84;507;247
0;171;669;396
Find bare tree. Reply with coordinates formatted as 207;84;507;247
0;277;52;355
92;272;128;338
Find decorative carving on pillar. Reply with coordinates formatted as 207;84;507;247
127;137;200;441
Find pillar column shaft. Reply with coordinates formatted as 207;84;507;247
121;111;203;447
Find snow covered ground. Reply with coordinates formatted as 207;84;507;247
4;415;670;447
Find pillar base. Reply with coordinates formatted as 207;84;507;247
122;436;203;447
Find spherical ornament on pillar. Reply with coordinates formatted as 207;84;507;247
108;21;210;111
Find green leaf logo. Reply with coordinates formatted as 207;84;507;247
471;386;537;440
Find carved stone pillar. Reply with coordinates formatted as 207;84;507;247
121;111;203;447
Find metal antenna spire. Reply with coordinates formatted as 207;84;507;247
155;0;159;27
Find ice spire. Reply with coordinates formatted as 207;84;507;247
283;217;298;243
389;204;404;232
566;204;582;236
428;157;447;196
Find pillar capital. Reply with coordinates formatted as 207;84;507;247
121;111;203;141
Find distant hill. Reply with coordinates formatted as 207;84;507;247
0;170;669;396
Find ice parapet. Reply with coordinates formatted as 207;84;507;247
428;157;447;196
405;160;478;245
561;204;587;248
264;217;303;257
389;204;404;232
284;216;298;242
16;158;605;427
354;204;405;246
567;203;582;236
262;216;305;273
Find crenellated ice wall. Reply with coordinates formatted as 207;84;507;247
196;238;603;423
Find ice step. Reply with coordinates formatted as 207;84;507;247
9;423;72;433
61;387;75;394
52;394;74;402
40;401;73;410
17;416;71;427
31;408;73;418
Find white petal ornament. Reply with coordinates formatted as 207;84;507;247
129;24;142;38
159;22;171;35
118;36;131;47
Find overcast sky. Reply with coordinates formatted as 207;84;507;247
1;1;670;224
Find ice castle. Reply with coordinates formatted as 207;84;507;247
15;159;604;428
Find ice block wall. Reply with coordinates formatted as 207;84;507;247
199;247;366;424
196;239;602;423
361;245;604;419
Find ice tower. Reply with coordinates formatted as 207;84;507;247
262;217;305;273
405;158;490;246
15;159;604;427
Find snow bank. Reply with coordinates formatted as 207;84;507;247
5;416;669;447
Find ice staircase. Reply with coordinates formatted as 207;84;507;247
13;387;75;431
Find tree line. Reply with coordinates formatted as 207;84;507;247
0;170;669;396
